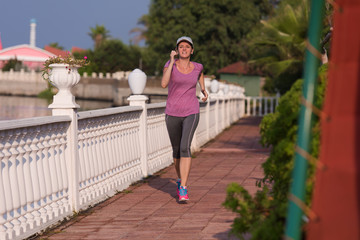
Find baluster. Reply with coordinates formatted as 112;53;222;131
41;125;55;221
252;98;256;116
148;120;154;158
103;121;111;191
29;130;43;226
0;134;10;239
7;130;25;236
264;97;268;115
89;124;100;198
108;121;117;189
22;137;35;229
270;97;274;113
109;120;118;188
93;122;103;196
2;138;15;238
126;124;132;165
35;127;49;224
58;127;69;213
119;126;126;188
81;123;92;202
106;121;114;180
97;122;107;194
122;122;130;170
113;123;121;188
49;128;64;217
259;98;263;116
47;126;60;218
15;131;29;233
77;126;86;205
130;125;137;164
123;124;131;180
102;122;111;192
84;126;96;200
135;120;141;161
112;121;121;185
78;124;88;204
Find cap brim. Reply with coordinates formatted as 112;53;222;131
177;40;193;47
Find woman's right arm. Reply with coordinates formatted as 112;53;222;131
161;50;177;88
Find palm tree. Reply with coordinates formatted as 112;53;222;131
88;24;111;49
249;0;309;93
129;15;148;46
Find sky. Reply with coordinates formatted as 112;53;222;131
0;0;151;51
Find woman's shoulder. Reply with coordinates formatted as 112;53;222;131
192;61;203;70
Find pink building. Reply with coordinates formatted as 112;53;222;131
0;19;67;71
0;44;56;70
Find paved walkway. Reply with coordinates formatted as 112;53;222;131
34;117;270;240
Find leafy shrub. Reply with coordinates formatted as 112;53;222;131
223;64;328;239
2;58;25;71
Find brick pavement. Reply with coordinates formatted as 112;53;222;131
33;117;270;240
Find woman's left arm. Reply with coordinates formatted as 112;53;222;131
198;72;208;102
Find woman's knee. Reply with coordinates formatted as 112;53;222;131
180;146;191;158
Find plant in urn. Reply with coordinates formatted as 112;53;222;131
42;54;89;108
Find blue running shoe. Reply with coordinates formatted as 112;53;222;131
179;186;189;201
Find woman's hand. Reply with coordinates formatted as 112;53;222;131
201;89;208;102
170;50;178;63
162;50;178;88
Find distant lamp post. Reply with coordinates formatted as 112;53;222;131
223;84;229;95
210;79;219;93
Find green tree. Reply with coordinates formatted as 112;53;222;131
76;39;141;74
141;0;272;75
88;24;111;49
48;42;64;50
2;58;24;71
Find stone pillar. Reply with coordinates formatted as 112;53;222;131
127;95;149;177
127;69;148;177
48;64;81;212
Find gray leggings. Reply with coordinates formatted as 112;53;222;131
165;113;199;158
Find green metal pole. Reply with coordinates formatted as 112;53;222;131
284;0;325;239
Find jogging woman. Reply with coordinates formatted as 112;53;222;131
161;36;208;201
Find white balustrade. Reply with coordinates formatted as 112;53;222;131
0;72;279;239
0;116;71;240
77;107;144;207
244;95;280;116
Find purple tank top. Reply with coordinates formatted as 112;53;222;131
164;60;203;117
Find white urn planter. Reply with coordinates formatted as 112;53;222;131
48;63;80;109
128;69;147;95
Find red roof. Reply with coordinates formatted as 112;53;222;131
71;46;86;53
44;45;68;57
217;61;250;74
